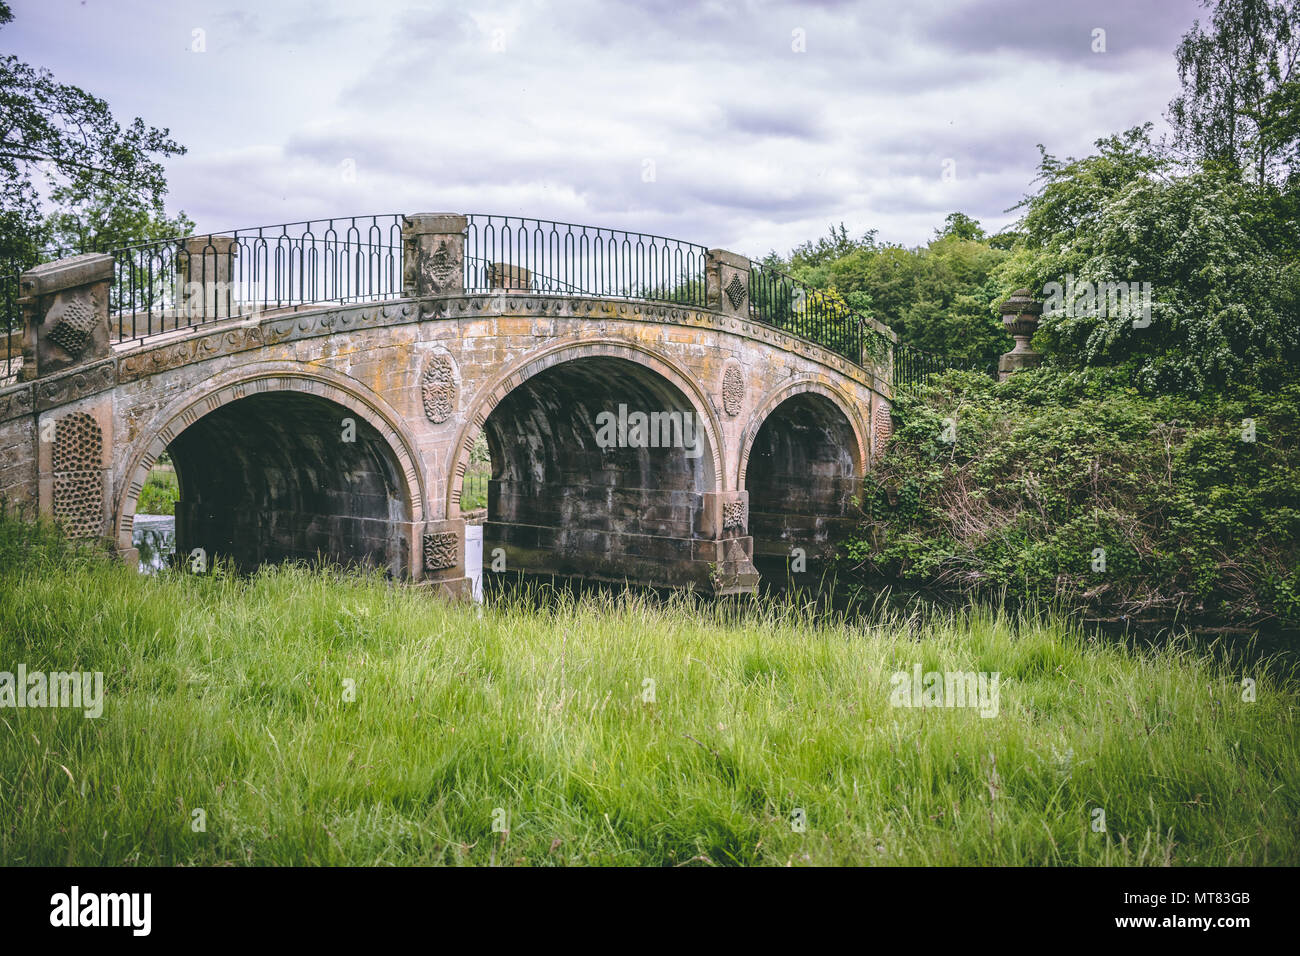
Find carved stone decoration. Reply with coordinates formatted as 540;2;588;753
423;531;459;571
421;353;457;423
724;273;747;310
874;403;893;457
722;499;747;531
45;294;99;358
52;411;104;539
417;241;458;296
722;364;744;417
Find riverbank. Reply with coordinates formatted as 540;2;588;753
1;515;1296;865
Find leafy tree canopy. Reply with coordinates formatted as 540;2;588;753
0;2;187;265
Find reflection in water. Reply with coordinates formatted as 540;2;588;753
133;514;175;572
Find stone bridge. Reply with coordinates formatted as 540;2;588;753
0;212;900;596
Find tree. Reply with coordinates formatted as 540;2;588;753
0;1;187;265
43;181;194;254
997;127;1299;392
934;212;985;242
1167;0;1300;184
788;222;876;271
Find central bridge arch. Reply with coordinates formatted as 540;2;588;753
449;341;747;590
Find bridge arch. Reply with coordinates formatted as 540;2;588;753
448;339;732;588
738;379;867;567
115;365;426;575
448;339;725;518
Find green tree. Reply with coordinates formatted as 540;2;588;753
934;212;985;242
997;127;1299;392
0;1;186;265
1168;0;1300;184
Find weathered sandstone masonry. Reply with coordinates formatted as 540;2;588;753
0;212;906;596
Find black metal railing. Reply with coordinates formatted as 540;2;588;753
747;259;892;367
107;214;405;344
0;212;1007;395
463;215;707;305
1;265;19;384
893;339;998;391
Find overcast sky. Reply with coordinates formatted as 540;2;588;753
6;0;1207;255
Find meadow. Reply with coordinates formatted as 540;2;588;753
0;516;1296;866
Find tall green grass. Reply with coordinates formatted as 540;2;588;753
0;516;1295;865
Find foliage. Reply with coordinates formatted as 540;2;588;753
845;369;1300;631
0;512;1296;865
1168;0;1300;185
0;4;187;265
136;467;179;517
767;217;1012;367
995;127;1300;393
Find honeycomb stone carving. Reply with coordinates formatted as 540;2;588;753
722;499;747;531
874;403;893;457
45;294;99;358
724;273;747;310
51;411;104;539
722;365;744;416
423;531;459;571
421;354;456;423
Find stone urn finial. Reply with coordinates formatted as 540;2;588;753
997;287;1043;381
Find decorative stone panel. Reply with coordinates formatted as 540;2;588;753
421;353;457;423
874;402;893;458
51;411;103;539
722;499;747;531
18;253;113;381
722;364;744;417
423;531;459;571
706;249;751;318
403;214;466;298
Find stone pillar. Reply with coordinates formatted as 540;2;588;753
705;249;751;318
402;213;466;297
178;236;239;320
487;262;531;291
998;288;1043;381
18;253;114;381
699;489;760;595
420;516;473;599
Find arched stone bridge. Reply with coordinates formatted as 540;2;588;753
0;213;898;595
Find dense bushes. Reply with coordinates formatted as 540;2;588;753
844;369;1300;630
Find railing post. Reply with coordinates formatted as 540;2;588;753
705;249;751;318
177;236;239;320
997;288;1043;381
17;253;114;381
402;213;467;297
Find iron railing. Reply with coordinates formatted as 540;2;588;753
463;215;707;305
1;265;19;384
0;213;1002;393
107;214;405;344
747;259;892;367
893;340;998;391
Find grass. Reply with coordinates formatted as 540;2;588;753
0;515;1296;866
